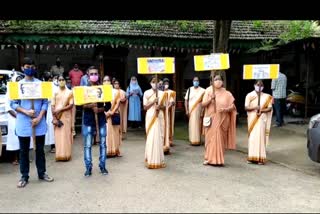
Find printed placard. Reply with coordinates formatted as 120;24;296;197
137;57;175;74
8;82;53;99
194;53;230;71
73;85;113;105
243;64;279;79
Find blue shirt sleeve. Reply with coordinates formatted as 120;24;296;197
41;99;48;112
10;99;20;111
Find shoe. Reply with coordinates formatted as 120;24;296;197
39;174;54;182
272;124;281;127
17;179;28;188
100;168;108;175
50;148;56;153
203;161;209;165
84;169;92;177
72;131;76;137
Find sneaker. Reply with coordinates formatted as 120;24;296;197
72;130;76;137
39;174;54;182
100;168;108;175
84;169;92;177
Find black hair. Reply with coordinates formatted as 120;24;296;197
23;57;33;66
163;78;170;83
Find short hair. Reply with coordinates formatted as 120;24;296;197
163;78;170;83
23;57;33;66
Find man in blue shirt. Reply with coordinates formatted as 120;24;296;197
10;57;54;188
81;66;108;177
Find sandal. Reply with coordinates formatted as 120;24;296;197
12;160;19;165
50;148;55;153
203;161;209;165
17;179;28;188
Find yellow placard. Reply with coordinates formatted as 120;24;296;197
8;82;53;99
137;57;175;74
194;53;230;71
73;85;113;105
243;64;279;80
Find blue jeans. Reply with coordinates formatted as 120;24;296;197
82;124;107;170
273;98;285;126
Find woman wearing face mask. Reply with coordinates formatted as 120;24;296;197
52;75;74;161
143;77;167;169
162;78;176;153
104;77;122;157
201;74;237;166
44;74;56;153
184;76;205;146
126;76;143;128
245;80;273;165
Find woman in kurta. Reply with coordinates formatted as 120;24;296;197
104;77;122;157
245;80;273;165
201;74;237;166
184;76;205;146
119;87;128;139
126;76;143;128
143;77;167;169
52;75;74;161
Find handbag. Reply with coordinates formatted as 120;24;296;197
203;116;211;127
111;113;121;125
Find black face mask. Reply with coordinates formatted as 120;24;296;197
56;62;61;67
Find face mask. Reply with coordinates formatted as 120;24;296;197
164;85;169;90
90;75;99;82
24;68;36;77
214;80;223;88
151;83;156;89
59;81;66;88
254;85;264;92
56;62;61;67
193;81;199;87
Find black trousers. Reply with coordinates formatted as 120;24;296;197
18;135;46;181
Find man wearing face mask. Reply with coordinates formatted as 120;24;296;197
184;76;205;146
50;57;64;78
245;80;273;165
11;57;54;188
81;66;108;177
162;78;176;152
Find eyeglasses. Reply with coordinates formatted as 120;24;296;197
89;73;98;76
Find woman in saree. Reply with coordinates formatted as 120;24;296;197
143;77;167;169
184;76;206;146
104;77;122;157
52;75;74;161
245;80;273;165
201;74;237;166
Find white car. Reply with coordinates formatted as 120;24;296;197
0;70;24;152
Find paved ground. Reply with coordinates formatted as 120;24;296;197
0;121;320;213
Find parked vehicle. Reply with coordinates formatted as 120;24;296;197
0;70;24;155
307;113;320;163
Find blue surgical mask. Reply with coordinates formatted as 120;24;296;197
193;81;199;87
24;68;36;77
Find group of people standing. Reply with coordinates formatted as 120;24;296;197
5;56;287;188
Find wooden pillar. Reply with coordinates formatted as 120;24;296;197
99;52;104;79
17;44;25;70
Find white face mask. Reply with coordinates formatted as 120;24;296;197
254;85;264;92
164;85;169;89
151;83;157;89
